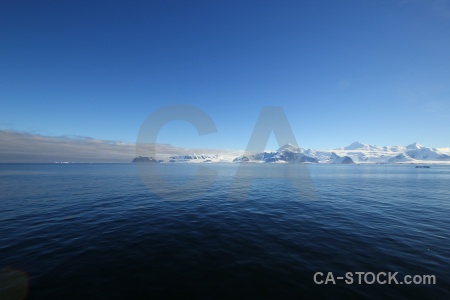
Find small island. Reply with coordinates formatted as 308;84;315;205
132;156;157;163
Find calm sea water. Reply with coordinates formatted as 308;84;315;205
0;163;449;299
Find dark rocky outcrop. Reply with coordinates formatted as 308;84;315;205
300;155;319;163
341;156;355;164
132;156;157;163
233;156;250;162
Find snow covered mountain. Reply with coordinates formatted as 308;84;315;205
341;142;383;151
134;142;450;164
166;153;233;163
232;142;450;164
323;142;450;164
233;143;355;164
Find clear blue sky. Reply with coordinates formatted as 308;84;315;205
1;0;449;150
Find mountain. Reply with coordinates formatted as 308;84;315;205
405;146;450;161
323;142;450;164
321;152;355;164
277;143;302;153
387;153;412;163
406;142;423;150
167;154;226;163
240;144;318;163
233;142;450;164
135;142;450;164
344;141;367;150
342;142;382;151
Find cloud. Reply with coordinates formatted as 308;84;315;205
0;130;238;163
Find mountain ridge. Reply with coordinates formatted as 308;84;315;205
142;141;450;164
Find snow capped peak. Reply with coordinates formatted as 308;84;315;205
406;142;423;150
341;142;384;151
344;142;368;150
277;143;301;153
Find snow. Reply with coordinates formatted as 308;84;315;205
344;142;367;150
277;143;302;153
405;142;424;150
147;142;450;164
323;142;450;164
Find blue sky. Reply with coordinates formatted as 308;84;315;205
1;0;449;150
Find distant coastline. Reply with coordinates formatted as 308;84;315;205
133;142;450;165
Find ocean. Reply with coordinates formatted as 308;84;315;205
0;163;449;299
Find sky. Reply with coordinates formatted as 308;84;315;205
0;130;241;163
1;0;450;153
